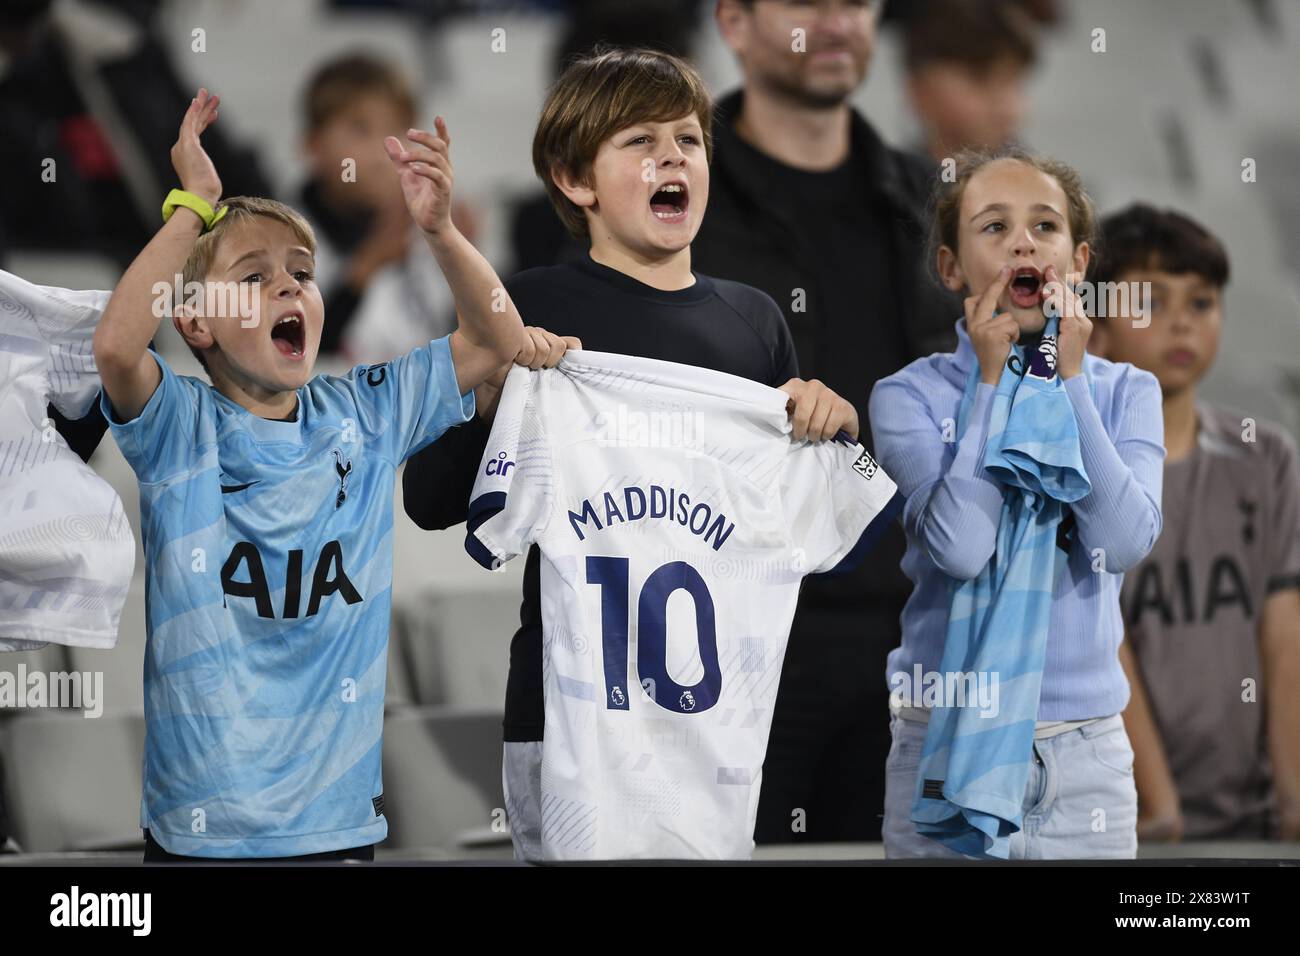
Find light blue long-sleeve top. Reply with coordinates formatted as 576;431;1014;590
868;317;1165;720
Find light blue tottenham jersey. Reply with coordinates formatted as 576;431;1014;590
101;336;473;857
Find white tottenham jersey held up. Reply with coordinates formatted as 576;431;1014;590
465;350;902;859
0;270;135;652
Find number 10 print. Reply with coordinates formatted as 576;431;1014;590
585;557;723;715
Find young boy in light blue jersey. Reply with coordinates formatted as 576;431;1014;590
93;89;568;860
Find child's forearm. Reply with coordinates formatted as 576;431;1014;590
96;87;221;420
1065;375;1164;571
94;210;205;369
423;225;522;363
883;382;1003;580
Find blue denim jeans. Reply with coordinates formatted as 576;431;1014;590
882;712;1138;859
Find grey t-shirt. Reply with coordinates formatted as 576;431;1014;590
1121;404;1300;839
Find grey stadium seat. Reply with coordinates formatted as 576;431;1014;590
379;706;507;852
2;705;508;856
0;711;144;852
392;590;517;708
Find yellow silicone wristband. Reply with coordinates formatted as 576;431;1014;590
161;189;227;231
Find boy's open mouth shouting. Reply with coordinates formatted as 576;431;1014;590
271;309;306;359
650;179;689;224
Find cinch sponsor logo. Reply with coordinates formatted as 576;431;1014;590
49;885;151;936
485;451;515;477
0;666;103;718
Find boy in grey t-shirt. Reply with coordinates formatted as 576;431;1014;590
1090;204;1300;841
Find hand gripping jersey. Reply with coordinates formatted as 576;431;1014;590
0;270;134;652
466;350;903;859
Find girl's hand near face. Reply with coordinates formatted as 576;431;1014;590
1046;264;1092;379
968;266;1020;385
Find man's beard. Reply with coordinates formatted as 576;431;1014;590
761;60;863;110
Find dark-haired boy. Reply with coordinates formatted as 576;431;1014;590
403;47;862;859
1090;203;1300;841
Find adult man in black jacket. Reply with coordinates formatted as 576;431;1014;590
693;0;958;843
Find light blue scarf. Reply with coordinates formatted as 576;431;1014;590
909;314;1092;858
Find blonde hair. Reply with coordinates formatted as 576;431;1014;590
533;46;714;239
181;196;316;289
177;196;317;370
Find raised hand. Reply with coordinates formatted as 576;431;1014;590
384;117;455;237
170;88;222;206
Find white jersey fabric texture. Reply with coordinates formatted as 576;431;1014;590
467;349;902;859
0;270;134;652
